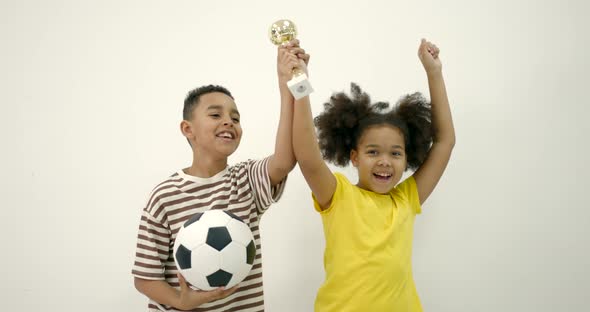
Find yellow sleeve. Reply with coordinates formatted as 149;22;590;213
312;173;350;214
395;175;422;214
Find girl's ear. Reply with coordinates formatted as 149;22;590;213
350;149;359;167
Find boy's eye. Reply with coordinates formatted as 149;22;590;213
232;117;240;123
210;114;221;118
367;150;378;155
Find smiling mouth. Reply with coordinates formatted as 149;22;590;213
216;131;235;140
373;172;392;181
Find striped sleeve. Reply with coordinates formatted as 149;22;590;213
247;156;287;215
132;205;171;280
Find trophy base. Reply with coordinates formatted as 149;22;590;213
287;73;314;100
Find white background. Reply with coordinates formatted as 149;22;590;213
2;0;589;311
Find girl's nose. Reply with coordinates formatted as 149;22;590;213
377;158;391;167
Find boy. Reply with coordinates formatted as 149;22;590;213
132;42;308;311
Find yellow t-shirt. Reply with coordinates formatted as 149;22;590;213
313;173;423;312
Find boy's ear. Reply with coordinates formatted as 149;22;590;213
350;149;358;167
180;120;193;140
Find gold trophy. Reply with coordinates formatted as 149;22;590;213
269;19;314;100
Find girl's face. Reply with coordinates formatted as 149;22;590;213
350;125;407;194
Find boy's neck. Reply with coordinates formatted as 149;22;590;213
186;154;228;178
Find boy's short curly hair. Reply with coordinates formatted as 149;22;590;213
314;83;433;170
183;85;234;120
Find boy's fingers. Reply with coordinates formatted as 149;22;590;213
177;273;188;292
300;53;310;65
205;285;237;301
289;47;305;55
206;287;227;301
222;285;239;297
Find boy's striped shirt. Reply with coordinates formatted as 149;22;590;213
132;157;285;311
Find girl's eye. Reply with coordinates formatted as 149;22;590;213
232;118;240;123
367;150;378;155
210;114;220;118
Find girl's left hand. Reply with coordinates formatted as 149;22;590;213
418;38;442;74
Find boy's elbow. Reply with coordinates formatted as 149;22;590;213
286;160;297;172
268;159;295;185
134;277;148;294
134;277;142;292
275;163;295;179
271;156;296;176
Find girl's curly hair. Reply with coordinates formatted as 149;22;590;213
314;83;432;170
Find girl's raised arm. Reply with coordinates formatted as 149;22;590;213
413;39;456;204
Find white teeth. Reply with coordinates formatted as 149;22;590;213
374;173;391;177
217;132;233;139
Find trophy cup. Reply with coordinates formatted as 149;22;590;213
269;19;314;100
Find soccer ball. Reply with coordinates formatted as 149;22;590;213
173;210;256;291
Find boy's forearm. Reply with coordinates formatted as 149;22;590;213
269;84;296;180
426;70;455;146
134;278;182;309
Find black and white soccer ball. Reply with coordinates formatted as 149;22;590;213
173;210;256;291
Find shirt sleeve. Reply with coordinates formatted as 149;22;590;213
131;208;170;280
312;172;349;214
247;156;287;215
395;175;422;214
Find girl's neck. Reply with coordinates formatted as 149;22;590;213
355;182;394;195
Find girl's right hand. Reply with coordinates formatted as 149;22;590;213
176;273;239;310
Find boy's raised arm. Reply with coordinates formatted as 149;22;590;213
267;41;307;185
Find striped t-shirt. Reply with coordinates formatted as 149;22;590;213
132;157;286;311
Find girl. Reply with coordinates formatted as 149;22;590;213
292;39;455;311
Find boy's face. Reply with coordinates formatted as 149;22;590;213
183;92;242;158
350;125;407;194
